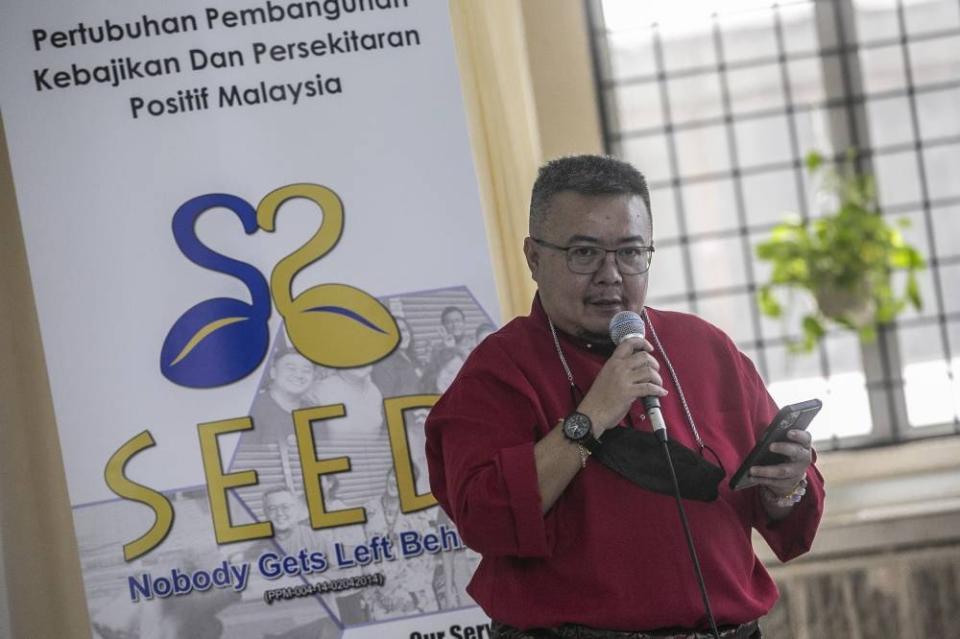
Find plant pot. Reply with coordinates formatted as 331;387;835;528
814;283;875;327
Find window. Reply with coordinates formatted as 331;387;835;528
590;0;960;447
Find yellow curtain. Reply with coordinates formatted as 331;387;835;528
0;120;92;636
449;0;541;322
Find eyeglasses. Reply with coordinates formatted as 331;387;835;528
532;238;655;275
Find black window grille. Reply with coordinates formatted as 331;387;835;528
588;0;960;447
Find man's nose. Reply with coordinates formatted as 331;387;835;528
593;251;623;284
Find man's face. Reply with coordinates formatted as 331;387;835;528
271;353;314;395
524;192;652;342
264;491;301;532
442;310;466;338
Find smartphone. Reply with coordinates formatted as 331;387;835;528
729;398;822;491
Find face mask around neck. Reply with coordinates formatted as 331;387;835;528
591;427;725;502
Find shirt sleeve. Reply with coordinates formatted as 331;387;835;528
752;457;826;562
739;350;826;562
425;342;554;559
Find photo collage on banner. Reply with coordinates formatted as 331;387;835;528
75;287;495;638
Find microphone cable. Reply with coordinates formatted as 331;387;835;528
610;311;721;639
656;427;721;639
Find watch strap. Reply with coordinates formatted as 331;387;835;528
579;432;600;452
559;415;600;452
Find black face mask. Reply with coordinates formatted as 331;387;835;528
591;427;725;502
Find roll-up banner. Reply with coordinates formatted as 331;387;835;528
1;1;498;636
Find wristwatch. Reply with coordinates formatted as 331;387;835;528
562;412;600;452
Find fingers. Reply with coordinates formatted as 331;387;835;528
749;461;806;481
786;428;812;448
750;475;804;495
612;336;655;358
612;338;662;376
750;447;810;479
636;371;666;393
749;460;807;499
619;357;665;396
635;382;667;398
753;429;814;467
768;440;812;462
631;352;661;373
749;430;814;491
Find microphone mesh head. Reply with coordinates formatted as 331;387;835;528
609;311;645;345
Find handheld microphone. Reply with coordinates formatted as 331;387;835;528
608;311;667;441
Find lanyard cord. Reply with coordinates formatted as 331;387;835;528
642;309;705;451
547;317;576;387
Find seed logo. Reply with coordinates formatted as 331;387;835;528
160;183;399;388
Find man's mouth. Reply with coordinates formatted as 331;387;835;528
588;298;622;309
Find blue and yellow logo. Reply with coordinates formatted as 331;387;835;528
160;183;399;388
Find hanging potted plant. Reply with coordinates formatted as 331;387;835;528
755;151;926;351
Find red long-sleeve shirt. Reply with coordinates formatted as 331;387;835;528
425;299;824;631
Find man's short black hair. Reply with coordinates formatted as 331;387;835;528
529;155;651;235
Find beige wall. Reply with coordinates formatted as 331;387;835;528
0;3;602;635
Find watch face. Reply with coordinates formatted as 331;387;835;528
563;412;592;441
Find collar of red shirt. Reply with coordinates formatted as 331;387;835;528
530;293;620;358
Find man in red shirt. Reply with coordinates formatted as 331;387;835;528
425;155;823;638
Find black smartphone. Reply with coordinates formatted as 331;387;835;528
729;399;822;491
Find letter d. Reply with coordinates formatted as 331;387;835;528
212;561;230;587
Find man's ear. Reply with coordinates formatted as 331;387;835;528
523;237;540;281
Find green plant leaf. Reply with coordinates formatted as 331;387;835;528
805;150;824;172
907;248;926;269
875;299;904;323
906;273;922;310
799;315;825;352
889;246;913;269
757;287;783;318
858;325;877;343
